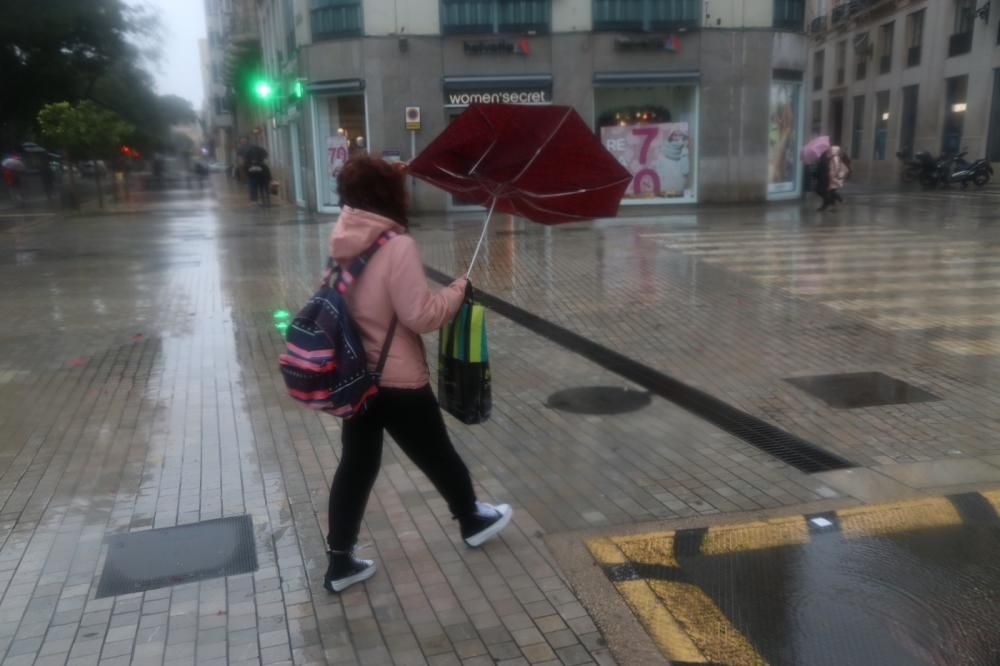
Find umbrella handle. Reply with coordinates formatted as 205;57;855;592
466;197;497;279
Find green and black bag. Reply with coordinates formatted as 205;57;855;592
438;283;491;425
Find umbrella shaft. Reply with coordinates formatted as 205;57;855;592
466;197;497;279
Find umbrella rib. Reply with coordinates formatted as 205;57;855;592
469;106;500;177
513;196;598;221
509;107;574;186
516;176;633;199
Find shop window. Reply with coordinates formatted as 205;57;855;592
774;0;805;30
813;49;824;91
905;9;923;67
949;0;975;56
873;91;890;160
899;85;918;159
310;0;362;40
851;94;864;159
314;94;367;209
942;75;968;155
595;83;698;202
768;81;803;195
878;21;893;74
592;0;700;32
441;0;550;33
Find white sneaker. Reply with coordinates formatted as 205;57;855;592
461;501;513;547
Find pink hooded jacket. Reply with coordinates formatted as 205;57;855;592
329;207;467;389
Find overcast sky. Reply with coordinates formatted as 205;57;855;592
137;0;207;110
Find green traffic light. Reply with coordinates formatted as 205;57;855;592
292;80;304;99
254;81;274;100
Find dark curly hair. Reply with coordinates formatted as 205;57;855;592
336;156;408;226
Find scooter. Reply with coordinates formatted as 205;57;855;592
924;152;993;189
951;158;993;188
897;150;934;183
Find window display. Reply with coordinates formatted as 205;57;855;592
313;94;366;211
595;84;697;203
768;80;802;196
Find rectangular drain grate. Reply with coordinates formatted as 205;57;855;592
426;267;854;474
96;515;258;598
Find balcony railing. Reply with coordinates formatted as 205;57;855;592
948;31;973;57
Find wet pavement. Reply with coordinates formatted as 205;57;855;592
1;179;1000;665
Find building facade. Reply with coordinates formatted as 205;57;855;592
251;0;812;213
805;0;999;186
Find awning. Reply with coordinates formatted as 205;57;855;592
593;71;701;86
307;78;365;94
442;74;552;92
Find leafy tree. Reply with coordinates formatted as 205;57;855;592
38;101;134;208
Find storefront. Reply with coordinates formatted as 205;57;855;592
767;72;805;200
309;78;368;214
593;72;700;205
442;74;553;209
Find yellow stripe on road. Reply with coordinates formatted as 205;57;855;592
838;497;962;539
701;516;810;555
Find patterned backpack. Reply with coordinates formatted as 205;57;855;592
279;231;398;418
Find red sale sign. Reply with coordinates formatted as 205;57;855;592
600;122;691;199
327;135;350;177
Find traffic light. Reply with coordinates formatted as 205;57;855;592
291;80;304;99
253;79;274;101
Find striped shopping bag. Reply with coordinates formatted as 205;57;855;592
438;283;491;424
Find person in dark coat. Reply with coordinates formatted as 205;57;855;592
247;159;271;206
815;151;832;211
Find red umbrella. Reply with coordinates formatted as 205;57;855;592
408;103;631;274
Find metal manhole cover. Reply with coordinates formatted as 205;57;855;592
786;372;941;409
547;386;651;415
95;515;257;598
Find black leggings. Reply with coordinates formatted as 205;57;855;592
327;385;478;551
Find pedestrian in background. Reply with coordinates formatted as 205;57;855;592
816;146;849;212
247;159;270;206
323;156;512;593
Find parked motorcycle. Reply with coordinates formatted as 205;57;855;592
896;150;933;184
921;151;994;189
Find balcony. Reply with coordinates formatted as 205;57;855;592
948;31;973;57
810;16;827;34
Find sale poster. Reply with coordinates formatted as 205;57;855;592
600;122;692;199
768;81;801;194
327;135;349;177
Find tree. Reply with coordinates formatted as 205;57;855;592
0;1;164;149
38;101;134;208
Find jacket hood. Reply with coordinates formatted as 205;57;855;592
328;206;405;262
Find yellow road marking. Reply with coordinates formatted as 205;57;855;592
617;537;767;666
979;489;1000;515
838;497;962;538
701;516;809;555
587;537;708;664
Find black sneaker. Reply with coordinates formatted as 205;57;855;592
323;548;376;593
461;501;513;547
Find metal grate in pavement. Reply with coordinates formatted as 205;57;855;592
95;515;258;598
786;372;940;409
427;267;854;474
547;386;652;415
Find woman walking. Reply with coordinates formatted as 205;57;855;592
816;146;849;211
324;156;512;593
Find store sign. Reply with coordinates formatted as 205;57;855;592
614;35;681;53
463;37;530;56
446;89;550;106
404;106;421;130
767;81;802;194
327;135;349;176
601;122;692;199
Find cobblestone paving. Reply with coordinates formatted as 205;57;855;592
0;183;998;665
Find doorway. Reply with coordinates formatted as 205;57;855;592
830;97;844;147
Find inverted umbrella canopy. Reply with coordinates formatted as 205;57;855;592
801;135;831;166
409;103;631;225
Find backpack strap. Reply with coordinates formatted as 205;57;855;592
333;230;399;294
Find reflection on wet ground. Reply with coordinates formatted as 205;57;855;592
1;181;999;664
586;492;1000;666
